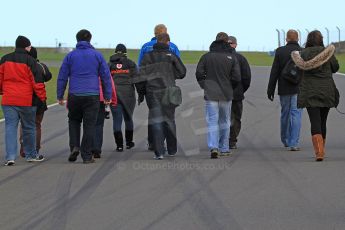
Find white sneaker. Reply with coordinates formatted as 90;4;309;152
220;152;232;157
153;155;164;160
27;155;45;162
4;160;15;166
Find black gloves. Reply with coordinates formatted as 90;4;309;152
267;93;274;101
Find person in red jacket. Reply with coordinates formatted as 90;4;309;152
91;75;117;158
0;36;47;166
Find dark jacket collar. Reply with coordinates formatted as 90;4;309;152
151;37;157;41
153;42;169;51
287;41;299;46
110;53;126;62
210;40;233;53
76;41;94;49
15;48;29;54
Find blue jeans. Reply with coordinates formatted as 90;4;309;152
2;105;38;161
205;100;232;152
111;103;134;133
279;95;302;147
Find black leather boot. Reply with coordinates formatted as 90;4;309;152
114;132;123;152
125;130;135;149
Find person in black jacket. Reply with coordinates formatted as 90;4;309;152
196;32;241;159
109;44;139;152
267;29;302;151
228;36;251;149
139;33;186;159
19;47;52;159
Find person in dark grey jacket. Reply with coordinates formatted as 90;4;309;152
19;47;52;159
228;36;251;149
109;44;139;152
267;29;302;151
139;33;186;159
196;32;241;159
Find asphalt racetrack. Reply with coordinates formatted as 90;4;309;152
1;65;345;230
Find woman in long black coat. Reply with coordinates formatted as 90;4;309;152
109;44;139;152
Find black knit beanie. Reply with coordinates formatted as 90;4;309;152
15;35;31;48
115;44;127;54
76;29;92;42
28;46;37;59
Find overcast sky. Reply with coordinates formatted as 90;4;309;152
2;0;344;51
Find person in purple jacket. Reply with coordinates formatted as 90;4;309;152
138;24;180;150
57;29;113;164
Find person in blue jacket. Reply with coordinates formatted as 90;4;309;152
138;24;180;65
57;29;113;164
138;24;180;150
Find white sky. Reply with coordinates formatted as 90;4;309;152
2;0;344;51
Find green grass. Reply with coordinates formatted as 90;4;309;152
241;52;274;66
335;53;345;73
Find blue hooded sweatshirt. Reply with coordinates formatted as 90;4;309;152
57;41;112;100
137;37;180;65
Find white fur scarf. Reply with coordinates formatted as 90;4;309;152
291;45;335;70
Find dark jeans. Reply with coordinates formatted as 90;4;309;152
67;95;100;160
230;100;243;145
306;107;330;139
110;102;134;132
147;92;177;156
92;102;105;154
20;112;44;155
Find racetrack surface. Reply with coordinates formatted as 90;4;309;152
1;65;345;230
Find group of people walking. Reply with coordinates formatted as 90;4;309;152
0;25;340;165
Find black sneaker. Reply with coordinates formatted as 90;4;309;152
210;149;219;159
68;147;80;162
167;152;177;157
116;146;124;152
4;160;15;166
230;144;237;149
290;147;300;151
126;142;135;149
93;152;101;158
83;158;95;164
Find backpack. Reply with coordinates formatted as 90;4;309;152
281;59;302;85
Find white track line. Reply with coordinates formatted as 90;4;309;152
0;102;59;123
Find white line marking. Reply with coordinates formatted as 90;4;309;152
48;103;59;108
0;103;60;123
